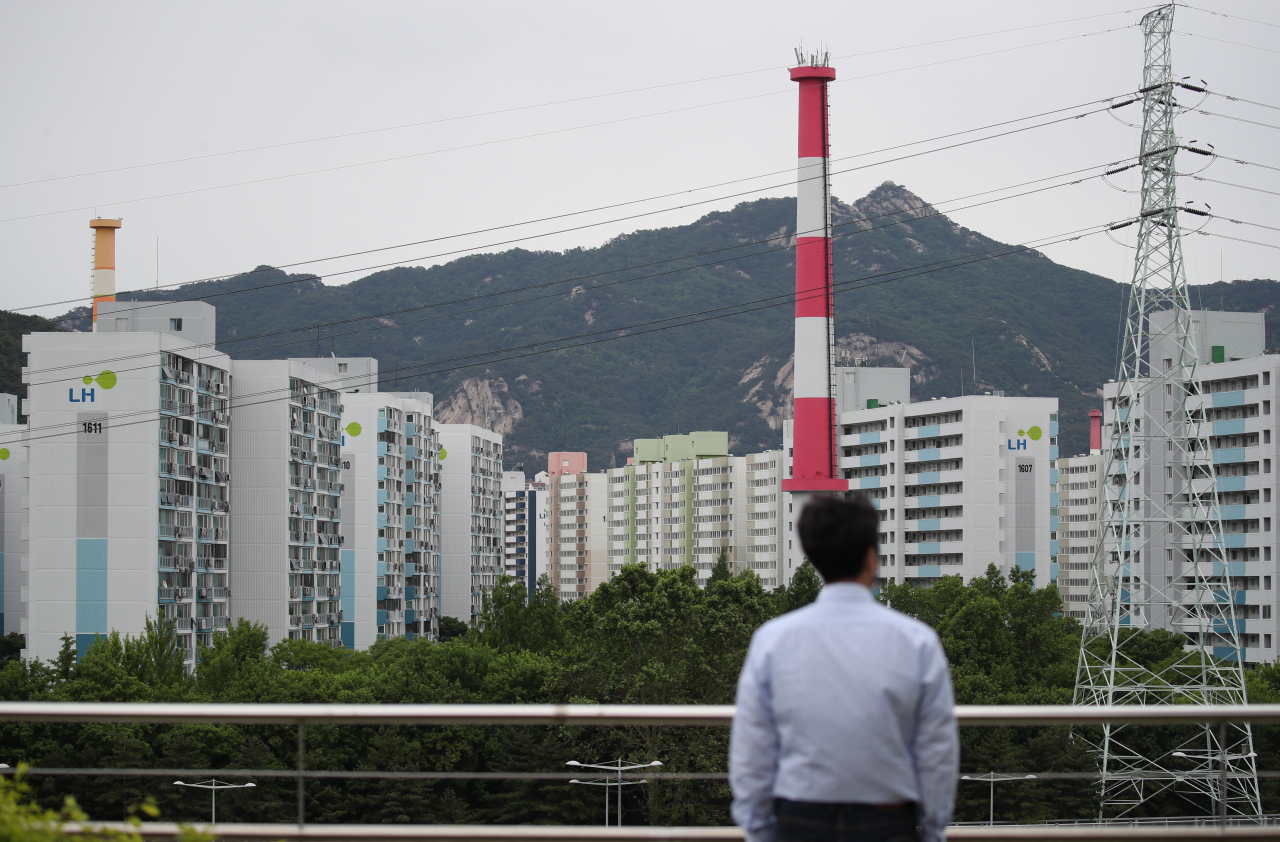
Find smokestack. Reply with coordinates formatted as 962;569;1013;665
90;218;122;332
782;53;846;494
1089;409;1103;455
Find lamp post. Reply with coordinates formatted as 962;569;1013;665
959;773;1035;825
567;759;662;826
172;779;256;823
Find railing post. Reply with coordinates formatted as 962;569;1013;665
1218;719;1227;828
297;721;306;828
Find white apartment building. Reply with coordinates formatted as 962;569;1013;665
435;424;503;623
1054;448;1104;619
230;359;351;648
21;303;234;663
599;434;785;592
0;412;28;640
1099;309;1280;665
501;471;544;594
338;391;441;646
785;366;1057;592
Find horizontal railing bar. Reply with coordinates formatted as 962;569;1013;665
12;767;1280;781
55;822;1280;841
4;702;1280;726
0;768;730;781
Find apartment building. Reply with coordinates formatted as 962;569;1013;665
337;391;440;646
599;433;785;591
229;359;351;648
501;470;544;594
543;470;608;601
1054;447;1104;618
784;367;1058;591
435;424;503;622
0;409;28;639
1099;309;1280;664
21;303;234;662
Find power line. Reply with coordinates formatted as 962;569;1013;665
1210;91;1280;113
1192;108;1280;132
3;222;1113;446
23;161;1127;385
1196;230;1280;251
1;26;1134;227
1180;4;1280;31
0;8;1149;192
1173;30;1280;55
1189;176;1280;198
11;93;1130;316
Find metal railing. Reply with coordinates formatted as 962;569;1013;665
4;704;1280;840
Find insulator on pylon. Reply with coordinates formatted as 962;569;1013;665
1110;98;1139;109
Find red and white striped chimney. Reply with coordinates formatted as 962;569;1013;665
783;56;847;493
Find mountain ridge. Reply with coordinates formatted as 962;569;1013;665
43;181;1280;466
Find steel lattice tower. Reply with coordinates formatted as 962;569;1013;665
1073;4;1260;821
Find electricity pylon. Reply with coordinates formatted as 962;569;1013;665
1073;4;1261;821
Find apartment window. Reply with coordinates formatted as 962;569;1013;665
1267;547;1273;561
1267;401;1273;416
1268;460;1273;475
1267;430;1272;444
1163;358;1172;372
1266;371;1272;386
1266;576;1273;591
169;318;183;332
1265;606;1273;620
1267;634;1273;650
339;363;348;373
1266;518;1272;533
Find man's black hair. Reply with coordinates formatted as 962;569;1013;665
796;495;880;583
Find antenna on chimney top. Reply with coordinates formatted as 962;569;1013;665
793;42;830;67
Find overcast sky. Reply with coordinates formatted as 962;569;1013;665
1;1;1277;319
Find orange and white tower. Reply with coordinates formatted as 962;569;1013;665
89;218;122;331
782;52;846;497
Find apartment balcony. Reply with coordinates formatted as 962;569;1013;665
173;617;195;631
197;410;231;426
159;492;194;508
197;557;227;570
159;524;194;539
157;587;192;602
197;497;231;513
158;556;194;571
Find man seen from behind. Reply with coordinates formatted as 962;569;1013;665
730;495;959;842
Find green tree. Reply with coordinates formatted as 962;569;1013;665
438;617;469;643
774;562;822;614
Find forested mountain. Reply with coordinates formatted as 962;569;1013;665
53;182;1280;465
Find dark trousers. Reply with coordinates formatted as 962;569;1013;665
775;799;919;842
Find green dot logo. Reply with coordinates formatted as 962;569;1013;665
0;448;9;461
438;447;448;462
344;422;362;437
1026;426;1043;441
84;370;117;389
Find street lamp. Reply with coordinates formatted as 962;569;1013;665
172;779;256;823
567;759;662;826
959;773;1035;825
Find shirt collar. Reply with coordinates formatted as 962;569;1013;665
815;582;875;604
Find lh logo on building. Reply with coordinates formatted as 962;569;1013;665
1007;425;1043;451
69;370;117;403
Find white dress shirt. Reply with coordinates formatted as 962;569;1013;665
729;582;958;842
